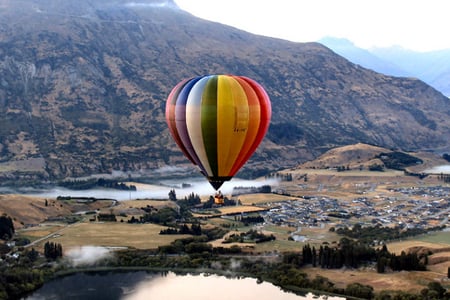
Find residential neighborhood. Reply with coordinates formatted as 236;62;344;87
258;185;450;231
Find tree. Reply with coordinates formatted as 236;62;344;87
182;192;201;206
259;185;271;193
312;246;317;267
377;256;387;273
283;252;301;266
345;282;374;299
168;189;177;201
26;248;39;262
302;244;313;264
179;224;190;234
443;153;450;162
0;215;14;240
369;163;384;171
191;223;202;235
202;196;214;209
44;241;63;260
426;282;446;299
141;207;179;225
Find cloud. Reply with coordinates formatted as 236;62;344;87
229;258;241;270
65;246;113;266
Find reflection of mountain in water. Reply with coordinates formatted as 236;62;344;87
26;271;344;300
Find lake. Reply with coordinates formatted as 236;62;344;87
23;271;345;300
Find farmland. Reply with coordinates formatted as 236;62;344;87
47;222;187;250
3;162;450;295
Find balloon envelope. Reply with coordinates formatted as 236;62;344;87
166;75;271;190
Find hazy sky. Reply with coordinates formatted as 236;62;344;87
174;0;450;52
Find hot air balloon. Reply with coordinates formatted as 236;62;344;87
165;75;271;190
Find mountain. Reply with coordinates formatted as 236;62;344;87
1;0;450;184
318;37;410;77
319;37;450;97
371;46;450;97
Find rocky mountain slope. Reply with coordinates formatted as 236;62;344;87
1;0;450;184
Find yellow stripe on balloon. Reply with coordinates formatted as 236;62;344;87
217;76;249;176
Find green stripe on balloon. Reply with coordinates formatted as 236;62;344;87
201;76;219;177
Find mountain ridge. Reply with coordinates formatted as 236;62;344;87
1;0;450;184
319;37;450;96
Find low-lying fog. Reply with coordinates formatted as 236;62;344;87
8;177;279;201
424;165;450;174
8;164;449;201
65;246;113;266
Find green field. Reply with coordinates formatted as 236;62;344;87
35;221;190;251
417;230;450;244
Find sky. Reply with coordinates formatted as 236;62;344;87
174;0;450;52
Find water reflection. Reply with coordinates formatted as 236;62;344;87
24;271;149;300
25;271;345;300
125;272;307;300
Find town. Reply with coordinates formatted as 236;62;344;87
254;181;450;232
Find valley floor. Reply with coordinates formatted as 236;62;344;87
3;166;450;294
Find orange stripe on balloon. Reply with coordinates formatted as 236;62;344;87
229;76;271;176
228;76;260;176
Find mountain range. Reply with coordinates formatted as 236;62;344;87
1;0;450;184
319;37;450;97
